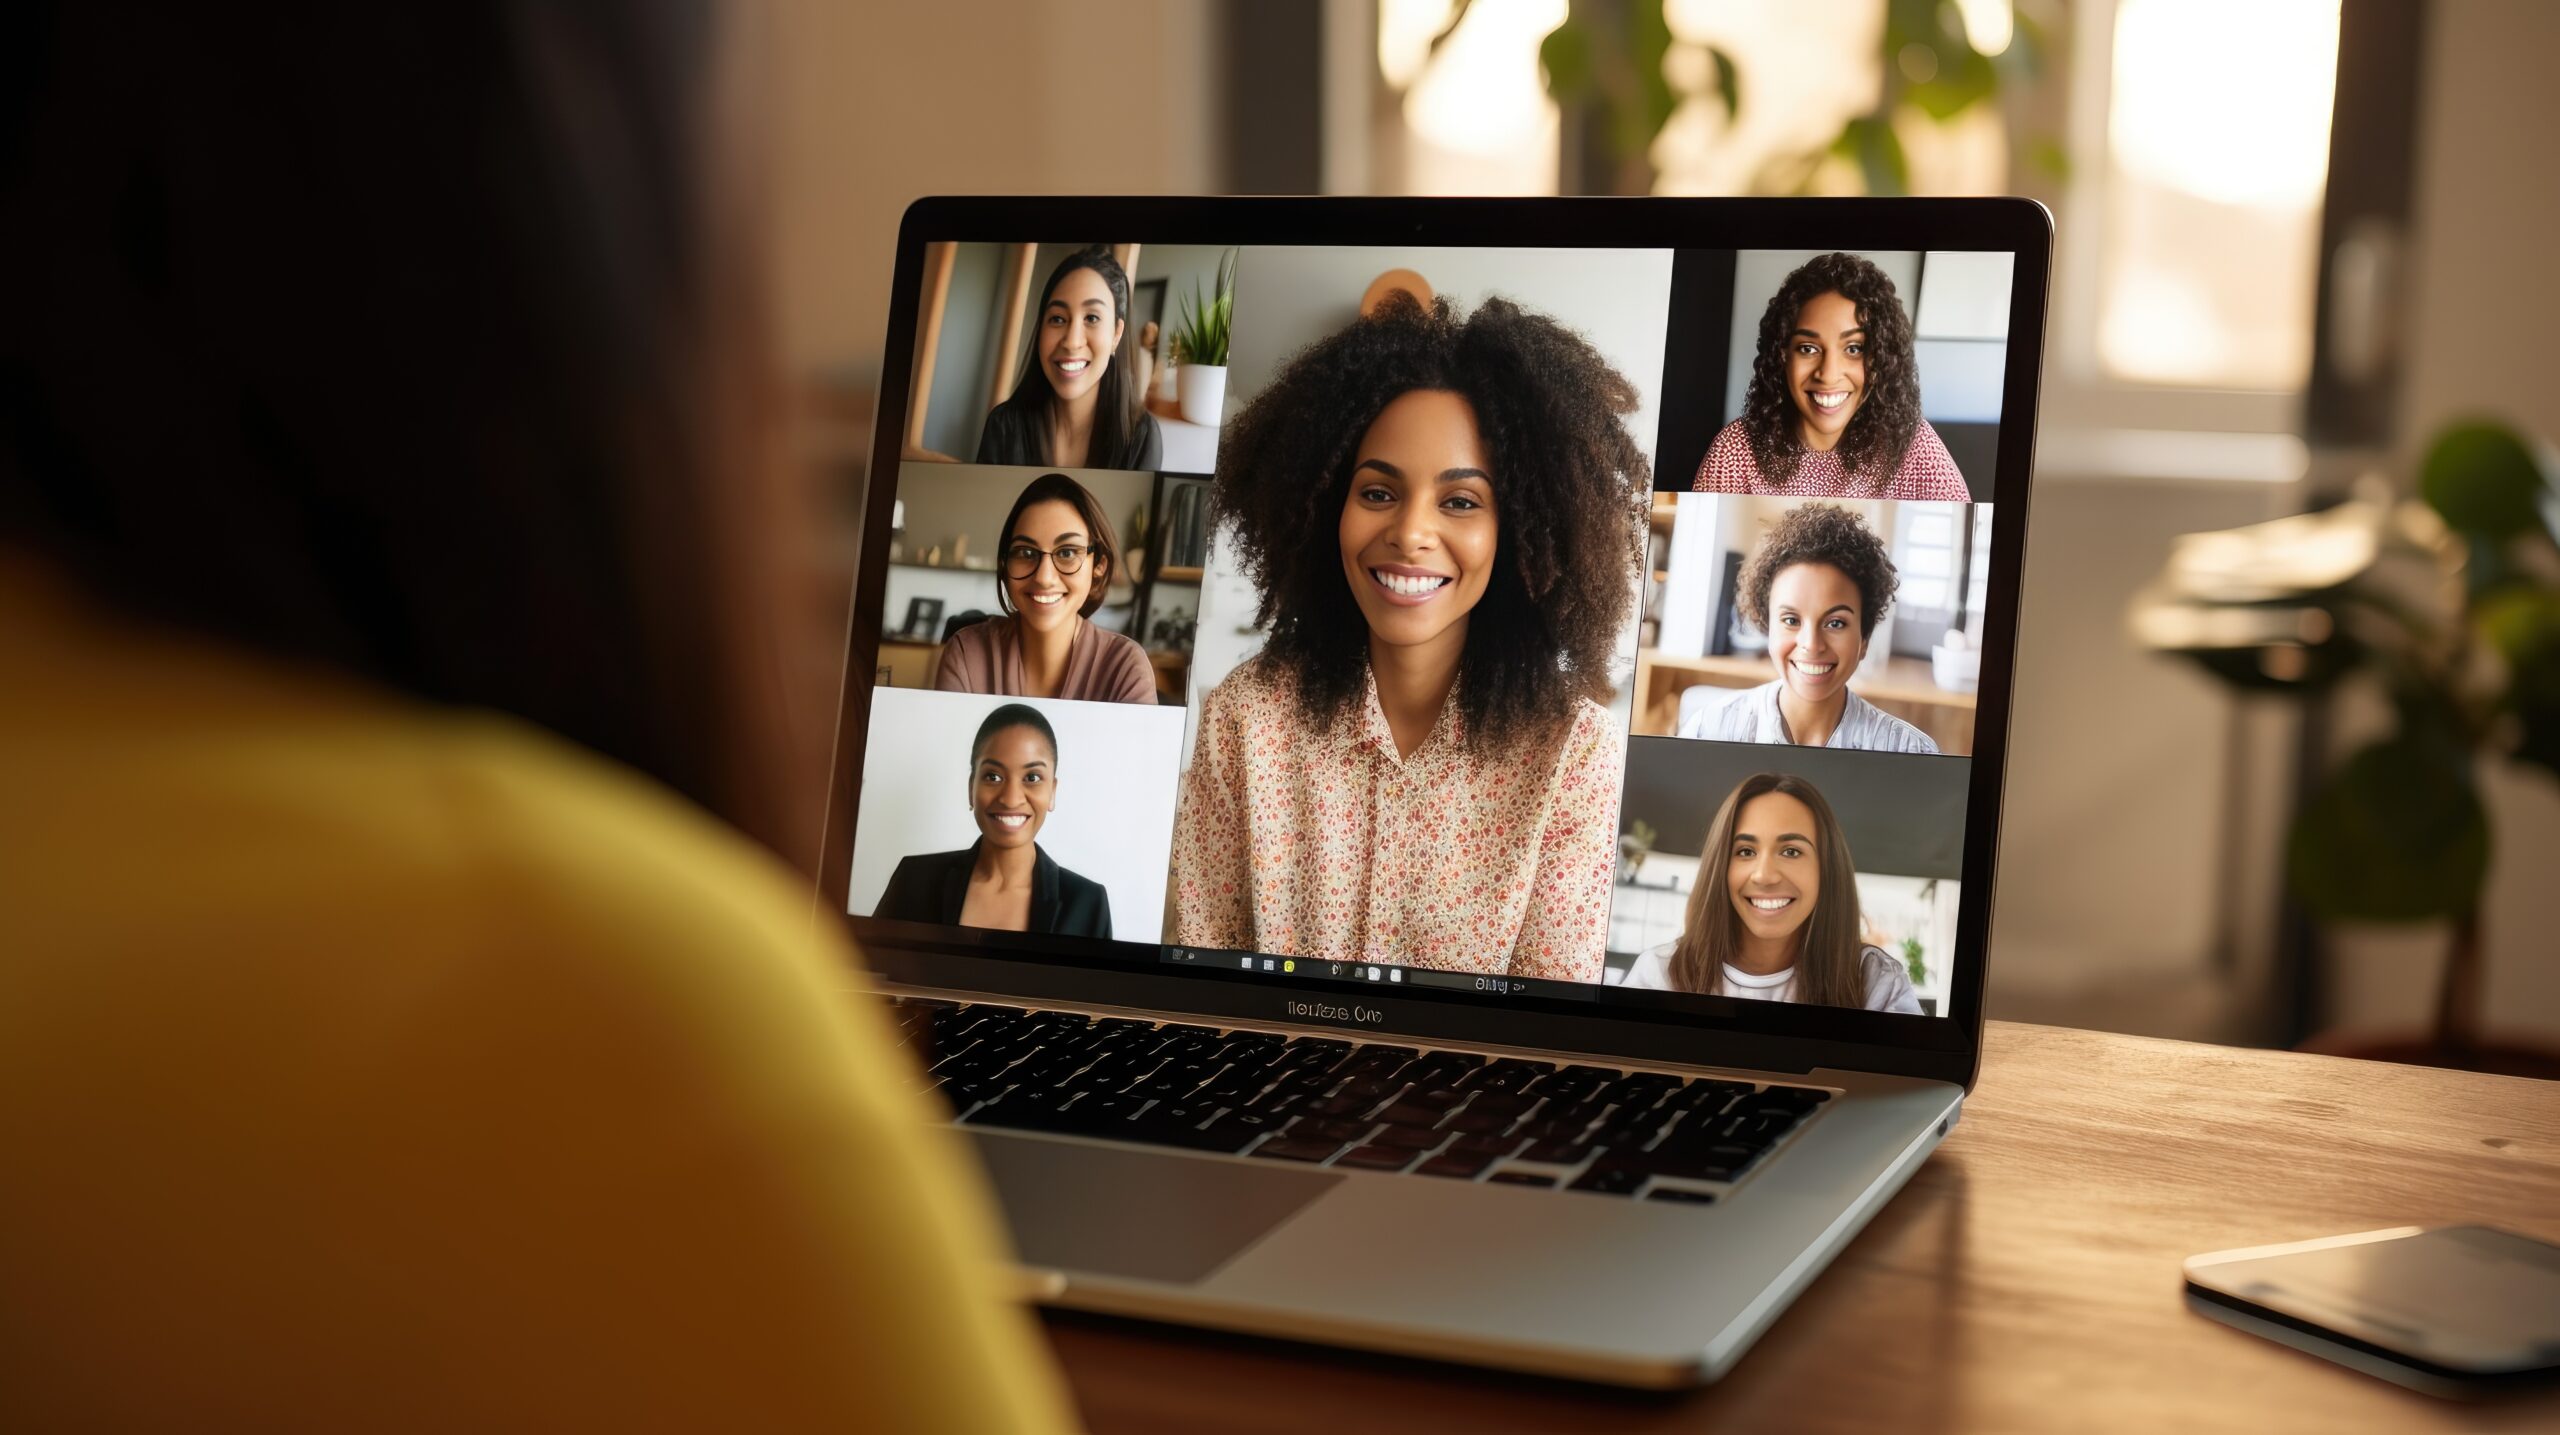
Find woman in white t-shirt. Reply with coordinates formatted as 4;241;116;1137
1620;772;1922;1013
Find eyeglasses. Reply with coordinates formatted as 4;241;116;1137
1003;542;1091;579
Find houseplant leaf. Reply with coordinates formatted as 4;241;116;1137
2481;587;2560;781
2286;732;2488;923
2420;422;2548;540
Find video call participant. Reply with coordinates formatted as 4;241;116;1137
875;704;1112;938
1679;503;1937;752
974;246;1163;471
1621;773;1923;1012
1170;293;1645;982
933;473;1156;704
1693;252;1969;501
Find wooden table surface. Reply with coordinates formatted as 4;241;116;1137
1042;1022;2560;1433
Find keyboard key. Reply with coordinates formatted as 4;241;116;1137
1121;1113;1264;1155
1306;1092;1383;1118
1444;1107;1519;1135
963;1092;1074;1133
1523;1140;1597;1164
1334;1144;1418;1172
1244;1090;1311;1120
1290;1117;1377;1145
1372;1101;1446;1128
1487;1170;1557;1188
1212;1108;1286;1141
1568;1166;1647;1196
1416;1151;1494;1179
1060;1093;1145;1130
1449;1133;1529;1158
1252;1138;1347;1163
1372;1124;1448;1151
1646;1187;1718;1205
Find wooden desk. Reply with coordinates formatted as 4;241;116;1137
1042;1023;2560;1433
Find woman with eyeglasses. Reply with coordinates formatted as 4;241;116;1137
931;472;1157;704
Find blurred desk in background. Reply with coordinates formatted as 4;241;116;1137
1043;1023;2560;1434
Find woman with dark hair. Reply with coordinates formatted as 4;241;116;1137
1620;774;1922;1012
933;472;1155;703
974;246;1164;471
1693;252;1969;501
1169;292;1645;982
0;6;1070;1429
1679;503;1938;752
875;704;1112;937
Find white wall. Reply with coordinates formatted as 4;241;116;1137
764;1;1219;376
848;688;1186;942
1224;245;1676;457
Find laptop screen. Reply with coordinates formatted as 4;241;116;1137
845;229;2031;1035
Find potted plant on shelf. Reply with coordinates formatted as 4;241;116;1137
2131;420;2560;1074
1171;248;1236;427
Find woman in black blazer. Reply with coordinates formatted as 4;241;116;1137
874;703;1113;939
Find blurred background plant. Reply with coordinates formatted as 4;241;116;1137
2132;420;2560;1071
1513;0;2054;196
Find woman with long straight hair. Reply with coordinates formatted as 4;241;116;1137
974;246;1164;471
0;6;1072;1429
1620;773;1922;1012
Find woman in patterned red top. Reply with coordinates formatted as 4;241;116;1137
1168;292;1647;983
1693;252;1970;501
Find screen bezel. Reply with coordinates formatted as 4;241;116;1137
817;196;2053;1092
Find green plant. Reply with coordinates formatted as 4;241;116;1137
2133;420;2560;1053
1618;817;1657;879
1170;248;1236;368
1900;935;1927;986
1506;0;2056;195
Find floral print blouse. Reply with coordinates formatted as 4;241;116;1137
1169;655;1623;982
1691;416;1971;501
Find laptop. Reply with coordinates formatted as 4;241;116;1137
818;197;2049;1387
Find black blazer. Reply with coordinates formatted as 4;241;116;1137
873;841;1113;940
973;401;1162;472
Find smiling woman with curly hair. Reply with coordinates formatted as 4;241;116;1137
1693;252;1969;501
1168;290;1647;982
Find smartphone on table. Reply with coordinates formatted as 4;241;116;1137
2185;1225;2560;1398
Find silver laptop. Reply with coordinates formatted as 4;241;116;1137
818;197;2049;1387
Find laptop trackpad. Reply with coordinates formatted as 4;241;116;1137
969;1132;1342;1286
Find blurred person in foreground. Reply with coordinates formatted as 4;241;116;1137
0;6;1075;1431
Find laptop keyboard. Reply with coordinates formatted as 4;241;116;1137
890;998;1831;1203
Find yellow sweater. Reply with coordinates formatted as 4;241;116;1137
0;565;1077;1433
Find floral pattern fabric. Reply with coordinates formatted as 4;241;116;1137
1169;655;1623;983
1691;416;1971;501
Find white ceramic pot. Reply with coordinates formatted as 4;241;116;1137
1177;363;1227;426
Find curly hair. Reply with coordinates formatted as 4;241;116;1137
1212;291;1648;752
1737;503;1898;640
1741;253;1922;490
